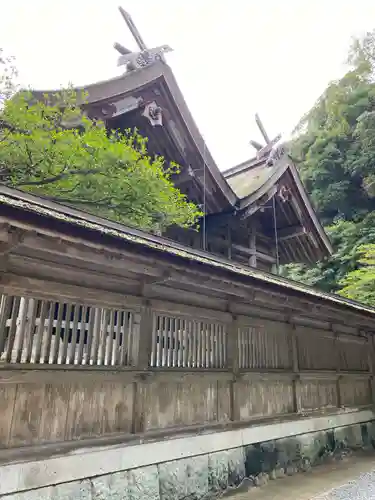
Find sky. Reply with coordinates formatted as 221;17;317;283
2;1;375;170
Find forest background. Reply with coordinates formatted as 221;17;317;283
282;30;375;305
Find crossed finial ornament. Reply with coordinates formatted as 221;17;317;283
114;6;173;72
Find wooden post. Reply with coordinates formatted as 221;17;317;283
227;313;240;421
132;301;153;435
289;321;301;413
137;301;154;369
227;224;232;260
249;225;257;268
334;327;342;408
366;332;375;404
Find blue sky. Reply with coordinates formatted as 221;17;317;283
2;1;375;169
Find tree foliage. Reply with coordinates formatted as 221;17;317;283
339;244;375;305
0;52;202;233
283;30;375;305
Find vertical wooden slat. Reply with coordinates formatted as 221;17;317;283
218;325;223;368
187;320;192;368
91;307;102;365
166;316;171;367
34;300;48;363
209;323;214;368
14;297;29;364
242;328;246;369
0;295;11;356
23;299;37;363
51;302;64;364
5;296;20;363
106;309;116;366
83;307;93;365
214;324;219;368
126;312;134;366
67;304;80;364
60;303;72;364
227;315;239;373
156;315;162;367
112;310;121;366
171;317;177;368
41;302;55;364
199;321;206;368
162;315;168;367
201;322;206;368
76;305;88;366
98;308;109;365
182;319;188;367
223;325;227;366
178;318;183;367
150;313;157;367
119;311;127;366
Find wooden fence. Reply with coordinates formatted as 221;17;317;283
0;287;373;453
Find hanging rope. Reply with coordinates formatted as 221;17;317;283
202;140;207;251
272;195;280;274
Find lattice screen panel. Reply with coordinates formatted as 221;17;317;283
0;294;138;366
150;313;227;368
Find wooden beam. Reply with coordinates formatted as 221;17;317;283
249;225;257;267
255;113;270;144
232;244;276;264
278;225;307;241
227;225;232;260
241;185;278;219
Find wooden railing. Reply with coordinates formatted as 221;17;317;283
0;291;373;453
0;295;138;366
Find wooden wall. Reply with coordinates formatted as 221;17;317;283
0;290;373;452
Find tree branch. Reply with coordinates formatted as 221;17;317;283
11;168;102;187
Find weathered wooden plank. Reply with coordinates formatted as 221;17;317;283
299;378;338;411
0;384;16;447
101;382;134;435
9;383;45;446
65;382;106;440
235;374;294;420
38;383;71;443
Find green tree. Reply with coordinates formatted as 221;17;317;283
0;56;202;233
291;30;375;224
283;30;375;302
339;244;375;306
282;213;375;293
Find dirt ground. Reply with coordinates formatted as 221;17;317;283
225;452;375;500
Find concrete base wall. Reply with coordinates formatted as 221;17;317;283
1;409;375;499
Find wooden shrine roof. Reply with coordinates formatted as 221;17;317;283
31;60;331;262
224;152;333;260
32;62;237;214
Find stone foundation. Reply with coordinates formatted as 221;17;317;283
2;413;375;499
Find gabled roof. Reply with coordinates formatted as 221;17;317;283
32;62;237;212
224;151;333;260
32;60;331;262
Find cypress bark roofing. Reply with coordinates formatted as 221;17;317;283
0;185;373;319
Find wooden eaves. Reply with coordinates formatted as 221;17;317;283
224;153;333;263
